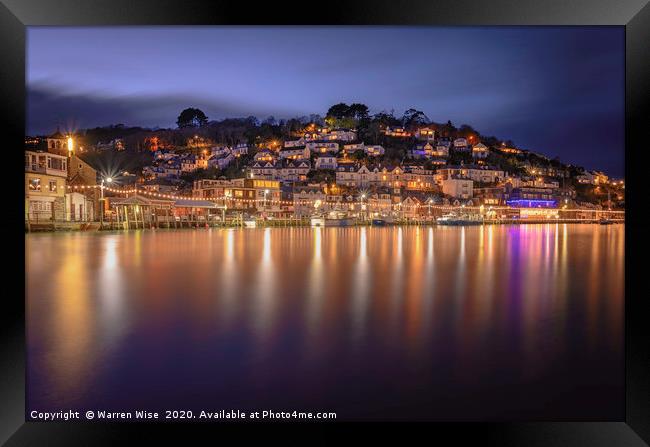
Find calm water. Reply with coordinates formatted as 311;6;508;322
26;225;624;420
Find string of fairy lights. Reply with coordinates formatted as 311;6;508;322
64;184;625;213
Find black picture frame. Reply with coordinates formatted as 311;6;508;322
2;0;648;444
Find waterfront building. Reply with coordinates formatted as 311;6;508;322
193;178;283;215
400;196;424;220
66;152;99;218
473;186;507;205
367;189;394;216
505;183;559;208
25;150;68;220
293;185;326;217
67;153;97;186
64;191;95;221
107;195;221;226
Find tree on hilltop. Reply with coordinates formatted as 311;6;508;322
177;108;208;128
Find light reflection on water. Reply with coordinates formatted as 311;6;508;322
26;224;624;420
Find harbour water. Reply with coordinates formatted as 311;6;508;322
26;224;624;420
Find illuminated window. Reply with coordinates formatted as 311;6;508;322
29;178;41;191
49;180;57;192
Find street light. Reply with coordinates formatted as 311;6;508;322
99;177;112;228
223;190;231;223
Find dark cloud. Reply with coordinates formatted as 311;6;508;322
27;83;303;134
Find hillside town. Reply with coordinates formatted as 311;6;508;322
24;105;625;230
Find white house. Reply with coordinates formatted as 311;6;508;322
232;143;249;155
306;141;339;154
414;127;435;141
432;144;450;157
314;155;338;170
410;142;434;159
180;155;208;172
279;146;310;160
321;129;357;142
284;138;306;148
383;126;411;137
365;145;385;157
441;178;474;199
472;143;489;159
453;138;470;151
343;142;365;154
65;191;95;221
254;149;276;162
577;170;608;185
208;152;235;169
251;160;311;183
438;165;504;184
293;187;327;217
211;146;231;158
162;163;182;178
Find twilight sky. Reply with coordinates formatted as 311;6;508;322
27;27;624;176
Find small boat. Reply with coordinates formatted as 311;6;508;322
325;217;354;227
372;215;395;226
599;217;613;225
437;213;482;226
243;217;257;228
315;212;353;227
311;216;325;227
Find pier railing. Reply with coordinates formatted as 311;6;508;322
25;207;625;232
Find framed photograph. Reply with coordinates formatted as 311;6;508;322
3;0;648;444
